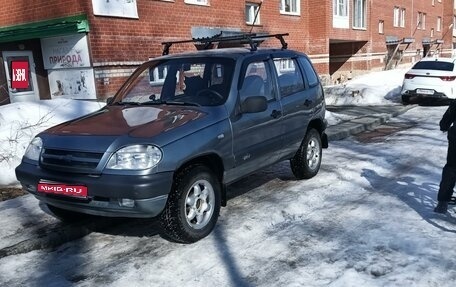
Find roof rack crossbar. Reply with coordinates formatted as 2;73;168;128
161;33;289;55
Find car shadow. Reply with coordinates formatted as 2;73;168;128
361;168;456;233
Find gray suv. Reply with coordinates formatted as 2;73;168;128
16;34;328;243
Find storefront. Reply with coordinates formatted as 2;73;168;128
0;14;92;104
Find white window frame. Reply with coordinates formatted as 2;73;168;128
393;7;400;27
400;8;406;27
379;20;384;34
333;0;348;17
353;0;366;29
280;0;300;16
437;17;442;32
184;0;208;6
333;0;349;28
246;3;260;25
417;12;426;30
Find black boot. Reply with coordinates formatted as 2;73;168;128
434;202;449;214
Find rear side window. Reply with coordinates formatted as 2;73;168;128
274;58;305;97
412;61;454;71
298;57;319;87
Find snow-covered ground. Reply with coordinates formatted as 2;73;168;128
2;67;456;286
0;104;454;286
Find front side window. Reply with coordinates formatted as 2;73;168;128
117;58;234;107
274;58;304;97
280;0;300;15
246;3;260;25
353;0;366;29
240;61;274;102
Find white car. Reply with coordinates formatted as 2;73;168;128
401;57;456;104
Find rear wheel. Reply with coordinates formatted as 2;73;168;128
401;94;411;105
160;165;221;243
290;128;322;179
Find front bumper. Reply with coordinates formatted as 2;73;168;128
15;161;174;218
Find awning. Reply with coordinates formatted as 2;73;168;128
0;14;89;43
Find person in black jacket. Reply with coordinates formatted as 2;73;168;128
435;100;456;213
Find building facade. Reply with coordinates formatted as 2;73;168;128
0;0;454;104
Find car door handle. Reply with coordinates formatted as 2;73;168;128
304;99;312;107
270;110;282;118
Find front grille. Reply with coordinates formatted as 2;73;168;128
41;148;104;172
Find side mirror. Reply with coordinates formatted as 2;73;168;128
240;96;268;113
106;97;114;104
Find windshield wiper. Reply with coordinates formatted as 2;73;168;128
113;101;143;106
143;100;201;107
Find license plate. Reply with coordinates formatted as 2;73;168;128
37;183;88;198
416;89;434;95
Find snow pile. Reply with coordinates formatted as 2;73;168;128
324;68;409;106
0;99;103;186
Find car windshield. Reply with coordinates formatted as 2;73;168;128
114;57;235;106
412;60;454;71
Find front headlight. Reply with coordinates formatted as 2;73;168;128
106;145;162;170
24;137;43;161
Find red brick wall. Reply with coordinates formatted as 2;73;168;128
0;0;88;26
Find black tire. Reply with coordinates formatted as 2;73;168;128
290;128;322;180
46;204;86;222
160;165;221;243
401;94;411;105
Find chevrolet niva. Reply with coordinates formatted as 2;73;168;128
16;34;328;243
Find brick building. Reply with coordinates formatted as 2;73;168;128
0;0;454;104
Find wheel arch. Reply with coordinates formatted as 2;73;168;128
308;118;328;148
174;153;227;206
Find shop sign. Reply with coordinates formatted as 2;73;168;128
11;61;29;89
41;34;91;70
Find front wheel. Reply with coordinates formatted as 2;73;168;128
160;165;221;243
290;128;322;180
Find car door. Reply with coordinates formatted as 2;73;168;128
273;55;313;158
228;56;283;181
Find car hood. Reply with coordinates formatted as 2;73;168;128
47;105;207;137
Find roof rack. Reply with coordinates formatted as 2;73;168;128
161;33;289;55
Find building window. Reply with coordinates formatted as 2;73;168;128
432;0;435;6
437;17;442;32
417;12;426;30
246;3;260;25
184;0;208;5
431;28;434;38
280;0;300;15
333;0;348;17
353;0;366;29
379;20;384;34
393;7;400;27
394;7;405;28
400;8;406;27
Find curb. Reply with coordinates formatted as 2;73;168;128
326;105;416;141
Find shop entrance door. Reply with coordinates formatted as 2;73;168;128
2;51;40;103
